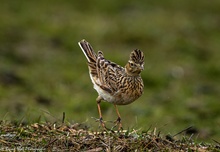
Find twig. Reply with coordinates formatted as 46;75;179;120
172;126;193;137
62;112;65;124
44;138;58;149
212;139;220;145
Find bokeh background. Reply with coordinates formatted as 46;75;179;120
0;0;219;142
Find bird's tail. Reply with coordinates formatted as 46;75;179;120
78;39;98;77
78;39;97;63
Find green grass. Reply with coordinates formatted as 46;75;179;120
0;0;220;144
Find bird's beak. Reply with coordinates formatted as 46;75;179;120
140;64;144;71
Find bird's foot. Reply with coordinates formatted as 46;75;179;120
99;117;106;128
112;117;123;131
92;117;110;131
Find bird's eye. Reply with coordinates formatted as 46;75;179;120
130;63;134;66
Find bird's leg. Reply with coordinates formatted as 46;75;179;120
114;104;123;130
96;96;106;128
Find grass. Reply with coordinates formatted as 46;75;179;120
0;0;220;146
0;119;219;151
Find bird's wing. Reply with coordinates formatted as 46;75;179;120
95;51;124;94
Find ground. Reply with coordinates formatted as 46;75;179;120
0;120;219;151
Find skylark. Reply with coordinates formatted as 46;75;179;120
78;39;144;129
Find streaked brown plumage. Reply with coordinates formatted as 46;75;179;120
78;39;144;129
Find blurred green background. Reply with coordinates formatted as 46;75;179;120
0;0;219;142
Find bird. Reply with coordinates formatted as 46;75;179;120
78;39;144;130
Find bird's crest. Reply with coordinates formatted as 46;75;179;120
129;49;144;64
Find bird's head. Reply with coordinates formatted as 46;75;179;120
125;49;145;76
